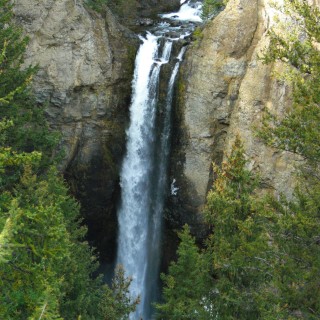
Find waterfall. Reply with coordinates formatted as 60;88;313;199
116;2;202;319
160;1;203;22
151;46;188;250
116;33;174;320
144;45;188;312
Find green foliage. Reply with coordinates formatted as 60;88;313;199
259;192;320;319
0;121;41;173
259;0;320;166
202;0;228;19
159;135;320;319
204;137;271;319
258;4;320;315
192;27;204;47
156;225;213;319
0;0;35;106
85;0;109;13
204;137;320;319
0;0;59;190
0;167;75;318
0;1;138;319
98;265;140;320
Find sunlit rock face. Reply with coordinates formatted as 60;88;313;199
168;0;301;237
14;0;316;256
14;0;138;262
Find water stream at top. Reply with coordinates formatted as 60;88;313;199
116;2;203;319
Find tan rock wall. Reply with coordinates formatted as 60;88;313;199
225;0;300;197
15;0;136;171
169;0;300;235
14;0;138;262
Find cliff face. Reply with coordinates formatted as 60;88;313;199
125;0;181;18
14;0;303;259
14;0;186;264
168;0;299;236
14;0;138;261
15;0;136;168
108;0;180;29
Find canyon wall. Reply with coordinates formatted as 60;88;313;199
14;0;138;261
13;0;182;263
168;0;300;237
14;0;303;260
108;0;180;28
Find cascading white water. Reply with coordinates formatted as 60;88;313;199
151;46;188;239
160;0;203;22
116;2;202;319
144;45;188;309
116;33;173;320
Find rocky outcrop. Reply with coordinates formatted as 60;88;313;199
137;0;181;17
13;0;303;261
14;0;138;262
109;0;181;29
168;0;300;237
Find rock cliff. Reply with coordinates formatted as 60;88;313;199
14;0;187;264
109;0;181;28
14;0;138;261
168;0;300;237
14;0;305;261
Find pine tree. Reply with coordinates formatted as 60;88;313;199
0;0;34;105
0;167;70;319
0;1;138;318
257;1;320;317
98;265;140;320
0;0;59;177
260;192;320;319
156;225;213;320
162;136;320;319
202;0;228;19
260;0;320;167
204;137;272;319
